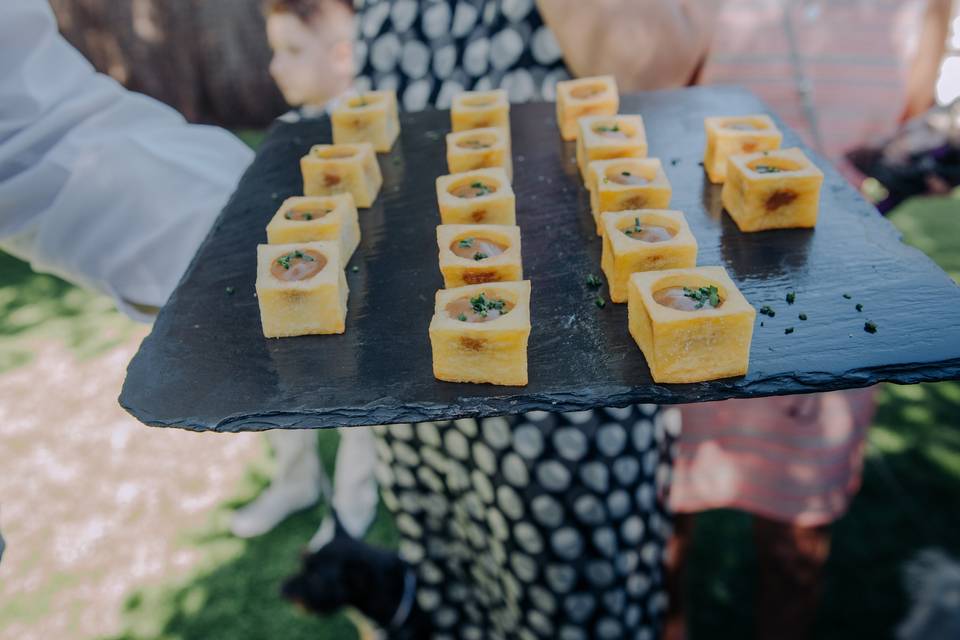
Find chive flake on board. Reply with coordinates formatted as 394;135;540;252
760;305;775;317
864;321;878;334
843;293;852;299
595;296;606;309
586;274;603;289
785;327;794;334
786;291;796;304
799;313;807;321
856;303;863;312
225;286;235;295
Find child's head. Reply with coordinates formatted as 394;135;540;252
264;0;355;108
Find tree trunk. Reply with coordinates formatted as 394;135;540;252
49;0;288;128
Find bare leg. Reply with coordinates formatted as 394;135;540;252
754;516;831;640
309;426;379;550
663;512;695;640
230;429;323;538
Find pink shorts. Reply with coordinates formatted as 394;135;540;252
669;387;877;527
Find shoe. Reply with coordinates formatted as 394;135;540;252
230;480;320;538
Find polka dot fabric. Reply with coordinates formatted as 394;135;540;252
353;0;571;112
373;406;677;639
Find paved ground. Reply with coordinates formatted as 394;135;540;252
0;333;265;640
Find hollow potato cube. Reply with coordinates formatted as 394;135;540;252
436;168;516;225
331;91;400;153
556;76;619;141
301;143;382;208
704;115;782;183
446;127;513;180
601;210;698;303
437;224;522;288
256;241;349;338
589;158;672;235
265;195;360;263
576;115;647;183
429;281;531;386
628;266;755;383
721;148;824;232
451;89;510;133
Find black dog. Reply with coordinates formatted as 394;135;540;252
282;519;432;639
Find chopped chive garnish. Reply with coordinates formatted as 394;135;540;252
225;286;235;295
843;293;852;299
470;182;493;196
786;291;796;305
784;327;794;334
458;237;475;248
597;124;620;133
276;250;313;270
624;217;643;237
855;303;863;312
760;305;775;317
586;274;603;289
458;313;467;322
753;165;784;174
469;293;507;317
351;265;359;273
473;252;488;261
864;321;877;334
622;171;631;177
799;313;807;321
595;296;606;309
682;286;721;309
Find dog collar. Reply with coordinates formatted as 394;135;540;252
388;567;417;629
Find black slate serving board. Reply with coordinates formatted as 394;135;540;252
120;86;960;432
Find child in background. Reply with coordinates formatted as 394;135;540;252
230;0;379;551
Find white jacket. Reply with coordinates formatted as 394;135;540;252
0;0;254;321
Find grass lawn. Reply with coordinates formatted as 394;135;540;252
0;145;955;638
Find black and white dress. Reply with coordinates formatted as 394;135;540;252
355;1;676;637
353;0;571;108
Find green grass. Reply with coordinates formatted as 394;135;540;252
0;250;137;373
99;431;398;640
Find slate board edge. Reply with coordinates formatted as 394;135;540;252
121;357;960;433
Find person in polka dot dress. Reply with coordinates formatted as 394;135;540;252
350;1;713;637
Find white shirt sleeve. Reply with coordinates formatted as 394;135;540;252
0;0;255;321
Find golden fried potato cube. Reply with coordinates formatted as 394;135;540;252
437;224;523;288
331;91;400;153
446;127;513;180
703;115;782;183
576;115;647;183
588;158;672;235
451;89;510;134
256;241;348;338
301;143;382;208
265;194;360;263
436;168;516;225
601;210;698;303
721;148;824;232
555;76;619;141
429;280;531;386
628;266;755;383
